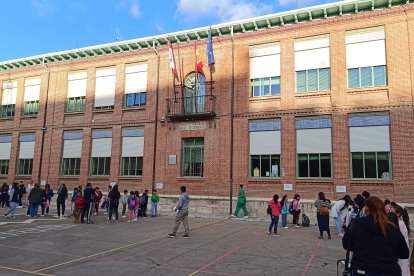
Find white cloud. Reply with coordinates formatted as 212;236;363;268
177;0;273;22
129;1;140;18
277;0;329;8
117;0;140;19
31;0;56;18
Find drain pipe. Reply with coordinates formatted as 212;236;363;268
151;41;160;192
38;58;50;185
229;26;235;215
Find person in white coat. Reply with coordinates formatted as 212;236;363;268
393;205;411;276
330;195;352;236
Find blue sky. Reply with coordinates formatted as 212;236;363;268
0;0;338;62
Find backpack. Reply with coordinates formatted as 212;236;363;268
267;205;272;215
288;202;294;214
128;197;136;209
302;214;310;227
139;195;146;205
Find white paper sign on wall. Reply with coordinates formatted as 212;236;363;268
155;183;164;189
283;183;293;191
336;185;347;193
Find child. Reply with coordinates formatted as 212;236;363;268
127;191;136;223
121;190;128;218
133;191;140;222
73;191;84;224
151;189;160;217
384;199;392;213
70;188;78;214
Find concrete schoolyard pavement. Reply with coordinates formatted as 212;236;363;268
0;210;346;276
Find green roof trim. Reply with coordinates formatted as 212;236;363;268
0;0;413;72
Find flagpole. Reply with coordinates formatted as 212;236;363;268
177;41;183;89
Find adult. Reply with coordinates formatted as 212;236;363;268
81;183;95;224
314;192;332;239
330;195;351;236
56;183;68;218
343;196;409;276
168;186;190;238
280;195;289;229
108;185;120;223
28;184;43;218
41;184;54;216
231;184;248;219
268;194;281;236
17;182;26;207
291;194;301;227
139;189;149;217
4;183;18;218
0;183;8;208
393;205;410;276
94;187;102;215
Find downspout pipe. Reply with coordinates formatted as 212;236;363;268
229;26;235;215
151;45;160;192
38;58;50;185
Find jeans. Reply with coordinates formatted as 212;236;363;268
151;202;158;216
57;200;65;217
30;203;40;218
5;202;18;217
81;202;94;223
281;214;287;227
269;215;280;234
335;215;342;234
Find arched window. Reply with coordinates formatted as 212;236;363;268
183;72;205;113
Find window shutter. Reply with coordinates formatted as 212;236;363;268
249;44;280;79
249;131;281;155
95;67;116;107
24;78;41;102
0;135;12;159
294;35;330;71
68;71;87;98
91;129;112;157
62;131;83;158
125;64;147;94
2;81;17;105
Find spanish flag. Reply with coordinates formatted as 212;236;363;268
195;41;203;79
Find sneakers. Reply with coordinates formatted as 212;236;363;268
231;214;236;218
267;231;272;235
243;216;249;219
182;234;189;239
337;233;344;237
295;224;301;228
283;226;289;229
122;215;126;218
318;236;323;239
168;233;176;238
328;236;332;240
273;234;280;237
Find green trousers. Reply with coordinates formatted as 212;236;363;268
234;202;248;217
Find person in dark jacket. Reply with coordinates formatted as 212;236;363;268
108;185;120;223
28;184;43;218
0;183;8;208
139;189;149;217
56;183;68;218
41;184;54;216
81;183;95;224
17;182;26;207
342;196;409;276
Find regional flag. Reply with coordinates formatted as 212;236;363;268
168;38;177;76
195;41;203;79
206;29;215;66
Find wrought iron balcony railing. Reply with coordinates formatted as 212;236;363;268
166;95;216;121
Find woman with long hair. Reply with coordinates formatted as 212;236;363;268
330;194;351;236
314;192;331;239
292;194;301;227
280;195;289;229
268;194;281;236
108;185;120;223
343;196;409;276
56;183;68;218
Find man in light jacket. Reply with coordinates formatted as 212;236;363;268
168;186;190;238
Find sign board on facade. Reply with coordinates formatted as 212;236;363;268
179;122;208;131
168;155;177;165
336;185;347;193
155;183;164;189
283;183;293;191
40;179;47;186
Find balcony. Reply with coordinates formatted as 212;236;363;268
166;95;216;121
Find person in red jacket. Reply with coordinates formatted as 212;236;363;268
73;191;84;224
268;194;282;236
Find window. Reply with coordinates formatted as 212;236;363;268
121;157;143;176
347;66;387;88
181;138;204;177
124;93;146;107
95;67;116;110
183;72;206;114
66;96;86;112
346;27;387;89
17;159;33;175
23;77;40;116
1;80;17;117
23;101;39;115
349;112;391;179
298;153;331;178
17;133;35;176
249;43;280;97
125;63;147;108
121;128;144;176
61;158;81;176
250;77;280;96
67;71;87;112
296;117;332;178
0;135;11;175
0;160;8;175
295;35;330;93
90;129;112;176
249;119;281;178
90;157;110;176
296;68;330;92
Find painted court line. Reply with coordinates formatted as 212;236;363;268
33;220;223;273
300;239;322;276
188;230;266;276
0;265;52;276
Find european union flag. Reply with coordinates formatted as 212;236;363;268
207;29;215;66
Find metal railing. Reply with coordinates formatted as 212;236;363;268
166;95;216;119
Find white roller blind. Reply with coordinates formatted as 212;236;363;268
91;138;112;157
294;35;330;51
2;81;17;105
345;27;385;44
250;131;281;155
125;71;147;94
350;126;390;152
249;44;280;79
0;143;11;159
295;47;330;71
19;141;35;159
346;40;386;68
63;139;82;158
24;78;41;102
297;128;332;154
95;67;116;107
68;71;87;98
122;137;144;157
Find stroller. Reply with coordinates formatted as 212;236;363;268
337;250;352;276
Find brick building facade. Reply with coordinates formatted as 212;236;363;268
1;0;414;206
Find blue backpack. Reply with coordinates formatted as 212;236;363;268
139;195;146;205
